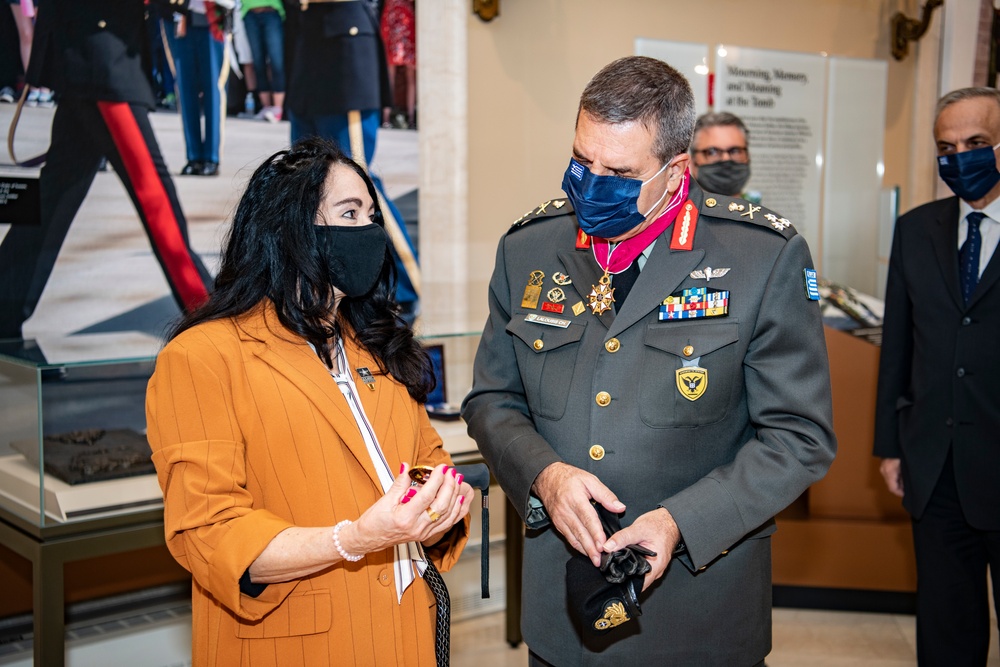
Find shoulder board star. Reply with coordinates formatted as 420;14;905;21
510;198;575;230
701;194;797;239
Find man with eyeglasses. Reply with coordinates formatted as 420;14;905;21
689;111;759;202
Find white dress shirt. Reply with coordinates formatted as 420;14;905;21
959;197;1000;279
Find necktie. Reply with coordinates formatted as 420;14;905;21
614;260;641;309
960;212;985;305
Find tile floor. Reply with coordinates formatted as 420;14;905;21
452;606;1000;666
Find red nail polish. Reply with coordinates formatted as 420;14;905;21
450;467;458;478
401;496;411;504
457;474;464;485
406;488;417;498
399;463;405;474
459;495;465;505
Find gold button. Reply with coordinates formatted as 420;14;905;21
533;339;544;351
97;20;107;28
595;391;611;407
605;338;620;353
721;550;729;556
589;445;605;461
378;570;390;586
683;345;694;357
349;26;359;35
705;198;717;207
698;566;707;572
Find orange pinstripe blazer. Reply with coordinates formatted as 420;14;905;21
146;304;469;666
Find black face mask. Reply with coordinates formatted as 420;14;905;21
694;160;751;196
314;224;388;298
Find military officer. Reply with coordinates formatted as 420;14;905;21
462;56;836;665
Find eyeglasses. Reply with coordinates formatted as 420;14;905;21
692;146;749;163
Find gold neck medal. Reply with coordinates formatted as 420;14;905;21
587;271;615;314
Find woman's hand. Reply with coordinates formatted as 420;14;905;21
340;463;472;557
248;463;470;583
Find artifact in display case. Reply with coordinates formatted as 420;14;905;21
0;333;165;525
10;428;155;485
817;278;884;346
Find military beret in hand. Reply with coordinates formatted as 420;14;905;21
565;504;655;635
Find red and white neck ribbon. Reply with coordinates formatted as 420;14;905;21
591;171;690;274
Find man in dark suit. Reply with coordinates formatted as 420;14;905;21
875;86;1000;667
463;56;836;665
0;0;213;339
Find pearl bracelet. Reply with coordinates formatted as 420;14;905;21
332;520;363;562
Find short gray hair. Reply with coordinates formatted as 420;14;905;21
935;87;1000;122
578;56;696;164
691;112;749;152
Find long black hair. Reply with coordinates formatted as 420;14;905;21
170;137;434;403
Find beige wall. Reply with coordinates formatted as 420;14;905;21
448;0;922;331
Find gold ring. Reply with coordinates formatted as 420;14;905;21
425;507;441;523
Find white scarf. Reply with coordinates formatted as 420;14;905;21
328;340;427;602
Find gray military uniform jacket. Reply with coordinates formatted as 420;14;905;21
462;180;836;665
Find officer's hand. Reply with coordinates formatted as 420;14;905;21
879;458;904;497
532;462;625;566
603;507;680;592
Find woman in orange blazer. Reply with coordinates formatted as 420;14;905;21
146;137;471;666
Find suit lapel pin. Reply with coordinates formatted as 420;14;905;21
356;367;376;390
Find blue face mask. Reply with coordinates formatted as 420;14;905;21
561;158;669;238
938;143;1000;202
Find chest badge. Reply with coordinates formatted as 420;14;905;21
521;270;545;309
690;266;731;282
676;367;707;401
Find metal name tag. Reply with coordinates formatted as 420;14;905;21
525;313;571;328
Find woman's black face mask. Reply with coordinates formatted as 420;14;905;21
314;224;388;298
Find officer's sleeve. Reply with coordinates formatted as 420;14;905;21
660;233;837;572
872;219;913;460
462;234;562;526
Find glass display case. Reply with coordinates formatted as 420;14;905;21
0;333;165;527
417;331;481;456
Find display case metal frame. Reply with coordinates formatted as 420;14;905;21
0;504;166;667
